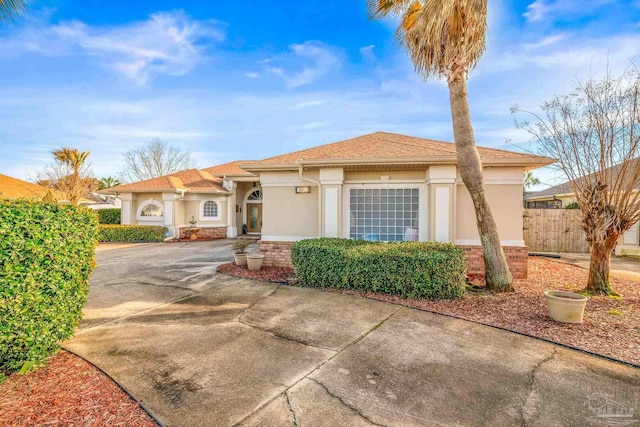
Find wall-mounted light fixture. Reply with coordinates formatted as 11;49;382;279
295;186;311;194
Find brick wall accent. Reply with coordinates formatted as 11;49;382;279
179;226;227;240
258;240;528;278
258;241;295;267
461;245;528;279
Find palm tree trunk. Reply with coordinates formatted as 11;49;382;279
448;76;514;291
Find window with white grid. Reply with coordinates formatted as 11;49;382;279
202;200;219;218
349;188;419;242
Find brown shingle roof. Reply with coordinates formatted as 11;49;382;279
105;169;228;193
243;131;555;169
203;160;256;177
0;174;64;199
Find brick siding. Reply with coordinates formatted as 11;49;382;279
258;241;295;267
461;245;528;279
179;226;227;240
259;240;528;278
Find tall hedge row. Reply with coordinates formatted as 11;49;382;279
291;238;467;299
97;208;121;224
0;199;98;374
98;224;167;242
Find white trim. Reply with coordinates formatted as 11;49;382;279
136;199;164;221
199;199;222;221
457;179;524;185
344;179;426;184
260;235;315;242
455;239;526;247
426;178;455;185
260;182;317;188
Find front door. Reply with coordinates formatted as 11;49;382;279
246;203;262;233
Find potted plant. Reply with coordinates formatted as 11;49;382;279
232;239;252;266
246;253;265;271
543;290;588;324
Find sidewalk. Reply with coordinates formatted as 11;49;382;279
542;253;640;282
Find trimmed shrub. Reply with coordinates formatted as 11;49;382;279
98;224;167;242
0;199;98;374
97;208;121;224
291;238;467;299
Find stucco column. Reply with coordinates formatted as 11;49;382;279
319;168;344;238
120;193;137;225
162;193;179;236
426;166;456;243
225;180;238;238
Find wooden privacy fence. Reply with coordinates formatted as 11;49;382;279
523;209;590;253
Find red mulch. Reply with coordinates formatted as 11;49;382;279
0;350;158;427
218;262;295;282
344;257;640;366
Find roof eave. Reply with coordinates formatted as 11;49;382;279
242;156;557;172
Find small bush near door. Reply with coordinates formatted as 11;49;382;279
98;225;167;242
97;208;121;224
291;238;467;299
0;199;98;375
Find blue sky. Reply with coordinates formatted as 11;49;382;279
0;0;639;187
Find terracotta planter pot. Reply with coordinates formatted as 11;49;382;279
246;254;265;271
543;290;588;324
234;253;247;266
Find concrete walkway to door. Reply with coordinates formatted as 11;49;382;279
65;241;640;427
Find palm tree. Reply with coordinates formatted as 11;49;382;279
98;176;122;190
524;171;541;189
0;0;27;22
370;0;514;291
52;147;91;204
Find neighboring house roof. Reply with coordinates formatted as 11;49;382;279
242;131;555;171
203;160;256;177
0;173;64;199
526;158;640;201
104;169;229;194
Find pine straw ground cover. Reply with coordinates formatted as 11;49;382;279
219;257;639;366
0;350;157;426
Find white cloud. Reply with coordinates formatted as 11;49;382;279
523;0;616;23
360;44;376;62
266;41;340;89
523;33;566;50
0;10;225;85
244;72;260;78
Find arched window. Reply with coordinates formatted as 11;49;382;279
203;200;218;217
247;190;262;201
137;199;164;220
199;200;221;220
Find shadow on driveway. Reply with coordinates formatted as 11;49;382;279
65;242;640;427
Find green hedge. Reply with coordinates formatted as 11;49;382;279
0;199;98;374
97;208;121;224
291;238;467;299
98;224;167;242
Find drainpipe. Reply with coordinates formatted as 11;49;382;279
164;189;186;241
298;165;322;237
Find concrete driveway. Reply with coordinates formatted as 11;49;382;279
65;241;640;427
549;253;640;282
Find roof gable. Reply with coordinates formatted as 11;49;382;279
244;131;555;169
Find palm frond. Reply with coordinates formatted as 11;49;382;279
0;0;27;22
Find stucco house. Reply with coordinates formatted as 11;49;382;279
105;132;555;277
